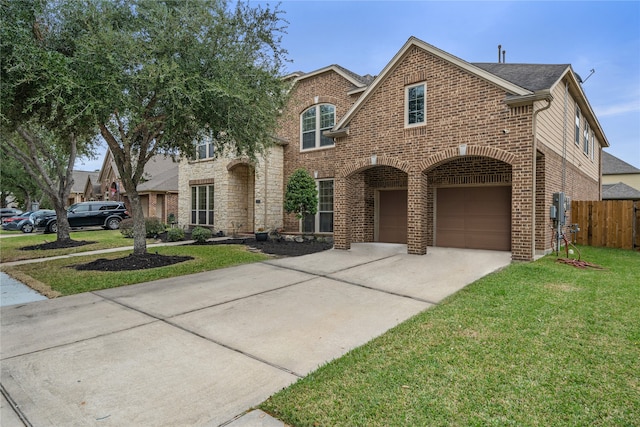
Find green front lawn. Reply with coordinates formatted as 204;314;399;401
0;230;156;263
260;246;640;426
1;245;268;296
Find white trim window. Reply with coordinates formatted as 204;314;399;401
302;179;334;233
191;184;214;225
583;121;590;156
195;133;215;160
590;133;595;161
301;104;335;150
406;83;426;126
575;105;581;146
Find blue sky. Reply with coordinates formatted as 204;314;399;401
75;0;640;170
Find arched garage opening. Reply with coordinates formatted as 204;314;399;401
345;165;409;244
427;156;512;251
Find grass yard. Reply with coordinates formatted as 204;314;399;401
0;230;156;263
1;245;268;295
260;246;640;426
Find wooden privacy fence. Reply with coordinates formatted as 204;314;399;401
571;200;639;250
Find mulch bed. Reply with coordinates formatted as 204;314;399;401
202;237;334;257
68;237;332;271
75;253;194;271
21;240;96;251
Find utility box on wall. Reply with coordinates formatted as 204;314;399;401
551;192;570;226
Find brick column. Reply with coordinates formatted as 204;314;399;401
407;170;428;255
511;162;534;261
333;176;351;250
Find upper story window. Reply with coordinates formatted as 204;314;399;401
590;133;595;161
575;105;581;146
583;121;590;156
301;104;335;150
406;83;426;127
195;133;215;160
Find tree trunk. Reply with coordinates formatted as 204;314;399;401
54;203;72;241
127;188;147;255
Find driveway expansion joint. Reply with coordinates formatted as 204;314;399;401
264;256;438;305
93;291;306;379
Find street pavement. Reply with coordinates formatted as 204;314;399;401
1;244;511;426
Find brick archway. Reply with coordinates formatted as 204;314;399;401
226;158;252;171
418;145;516;172
338;155;413;179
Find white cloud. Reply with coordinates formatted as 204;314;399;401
595;101;640;117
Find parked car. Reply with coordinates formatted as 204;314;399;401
28;210;55;233
33;202;129;233
2;211;34;232
0;208;23;219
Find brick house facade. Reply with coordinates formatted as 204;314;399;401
94;149;179;224
179;37;608;261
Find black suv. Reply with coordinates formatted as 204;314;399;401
34;202;129;233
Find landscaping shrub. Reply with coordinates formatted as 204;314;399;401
119;217;166;238
191;226;212;243
166;228;185;242
145;217;166;238
119;218;134;238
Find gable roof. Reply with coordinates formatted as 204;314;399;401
136;156;179;193
602;151;640;174
290;64;370;90
602;182;640;200
97;149;178;193
71;170;99;193
327;36;608;149
332;36;535;132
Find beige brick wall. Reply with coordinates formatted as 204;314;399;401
177;145;284;234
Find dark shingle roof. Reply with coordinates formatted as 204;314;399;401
472;63;569;92
602;182;640;200
602;151;640;174
136;156;179;193
71;170;99;193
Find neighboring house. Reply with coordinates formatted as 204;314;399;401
178;36;609;261
601;151;640;200
68;170;99;206
96;149;179;223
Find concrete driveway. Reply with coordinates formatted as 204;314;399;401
1;244;511;426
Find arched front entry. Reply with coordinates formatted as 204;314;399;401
226;161;255;233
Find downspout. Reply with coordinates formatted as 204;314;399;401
264;151;269;230
532;94;552;258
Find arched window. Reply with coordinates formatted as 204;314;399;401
301;104;335;150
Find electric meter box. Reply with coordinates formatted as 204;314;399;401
552;192;567;225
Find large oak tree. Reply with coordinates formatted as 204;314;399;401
3;0;289;254
1;0;98;242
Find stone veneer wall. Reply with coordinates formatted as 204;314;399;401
177;145;284;234
254;146;285;231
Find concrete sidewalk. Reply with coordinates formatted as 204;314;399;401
1;244;511;426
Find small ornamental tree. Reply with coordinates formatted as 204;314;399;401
284;168;318;220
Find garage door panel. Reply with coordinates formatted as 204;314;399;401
436;186;511;251
436;230;466;248
466;231;511;251
378;190;407;244
466;214;510;231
